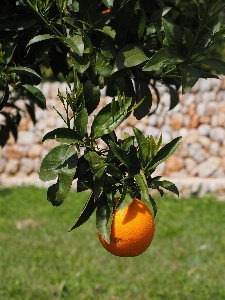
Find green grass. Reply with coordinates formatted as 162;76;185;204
0;187;225;300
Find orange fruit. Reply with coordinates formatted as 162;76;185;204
97;198;155;257
101;8;110;14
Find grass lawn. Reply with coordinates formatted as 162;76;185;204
0;186;225;300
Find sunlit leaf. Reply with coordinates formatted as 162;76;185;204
112;44;148;73
6;67;41;79
148;137;182;170
91;97;132;139
64;35;84;56
42;128;83;144
27;34;56;46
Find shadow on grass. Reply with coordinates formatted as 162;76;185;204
0;187;12;197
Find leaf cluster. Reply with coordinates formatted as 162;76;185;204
1;0;225;236
39;81;181;241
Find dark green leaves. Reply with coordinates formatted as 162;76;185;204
135;170;149;202
162;18;183;52
56;0;67;14
112;44;148;73
133;127;148;167
74;108;88;137
148;7;171;24
0;83;9;111
109;140;130;168
133;79;152;119
198;58;225;75
0;14;37;31
180;66;202;94
84;151;107;198
96;194;111;243
147;137;182;170
84;82;100;115
69;192;97;231
40;145;78;206
91;97;132;139
143;47;183;71
22;85;46;108
6;67;41;79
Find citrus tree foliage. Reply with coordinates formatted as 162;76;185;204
0;0;225;237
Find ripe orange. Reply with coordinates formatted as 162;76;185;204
97;198;155;257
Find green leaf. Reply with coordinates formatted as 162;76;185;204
71;56;90;74
40;145;78;206
47;156;77;206
75;108;88;137
135;170;149;202
96;194;111;243
148;7;171;24
39;145;77;182
116;185;134;210
27;34;56;46
97;26;116;39
128;145;141;176
184;28;194;53
95;53;112;77
84;152;107;173
56;0;67;13
77;170;94;192
64;35;84;56
42;128;83;144
0;83;9;111
0;14;37;31
133;79;152;119
148;137;182;170
106;164;123;179
147;135;157;158
198;58;225;75
101;36;117;59
22;84;46;108
160;180;179;196
69;192;97;231
133;127;148;167
3;34;19;64
102;0;114;8
149;195;157;217
74;156;90;179
91;97;132;139
143;47;183;71
168;86;179;110
128;9;147;42
112;44;148;73
108;140;130;168
162;18;183;51
120;135;135;151
79;0;97;24
84;82;100;115
6;67;41;79
180;66;202;94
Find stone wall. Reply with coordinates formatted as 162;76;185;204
1;78;225;198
